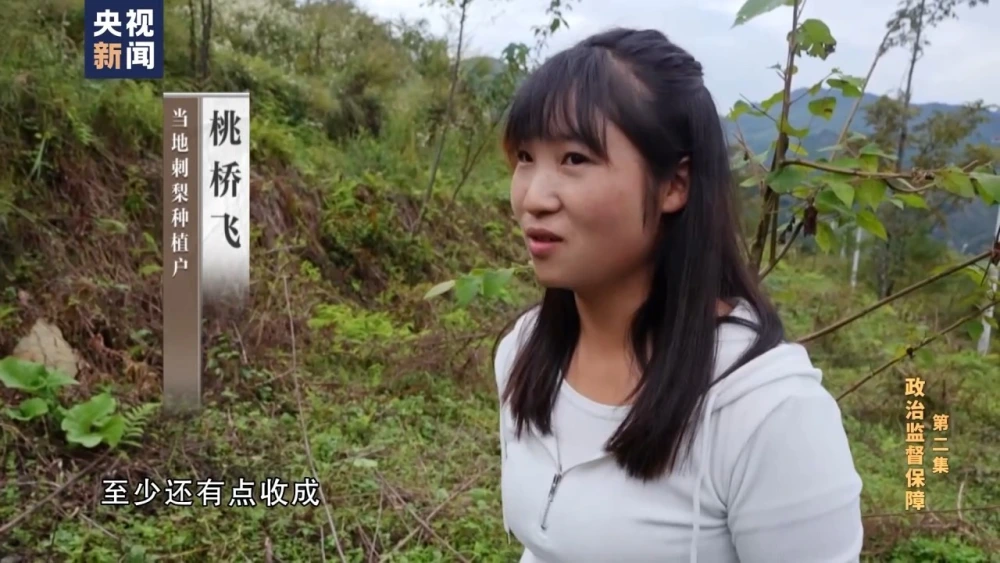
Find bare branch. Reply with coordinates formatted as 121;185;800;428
282;276;348;563
739;94;779;125
798;249;992;343
760;220;804;279
0;455;107;538
830;28;894;159
411;0;471;235
377;474;472;563
379;466;487;560
836;298;998;401
783;159;934;193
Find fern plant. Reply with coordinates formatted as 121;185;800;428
121;402;160;448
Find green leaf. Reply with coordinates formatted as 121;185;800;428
0;357;47;392
732;0;794;27
807;96;837;120
829;156;863;170
828;181;855;207
971;172;1000;203
6;397;49;421
728;100;752;120
453;275;482;306
846;130;869;143
787;143;808;156
779;118;809;138
827;77;862;97
42;369;77;389
791;186;813;199
67;430;104;448
887;197;904;209
99;414;126;448
796;19;837;59
858;143;896;160
859;154;880;172
19;397;49;417
62;393;118;448
966;320;985;342
766;165;809;194
815;221;834;253
125;545;148;563
938;167;976;198
760;91;784;112
482;268;515;298
856;209;887;241
961;265;988;285
424;279;455;300
815;189;852;216
856;178;887;210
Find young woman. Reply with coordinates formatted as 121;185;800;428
493;28;864;562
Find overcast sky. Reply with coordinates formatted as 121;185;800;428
357;0;998;112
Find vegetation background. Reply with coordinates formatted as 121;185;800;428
0;0;998;561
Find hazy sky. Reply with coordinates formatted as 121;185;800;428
357;0;998;112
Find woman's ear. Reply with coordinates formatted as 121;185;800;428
659;157;690;213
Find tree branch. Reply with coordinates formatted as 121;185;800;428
377;474;471;563
784;158;919;180
836;298;998;402
783;159;933;193
760;219;804;279
447;112;503;209
830;28;893;159
739;94;779;125
894;0;927;173
798;249;992;343
750;0;802;269
0;454;107;538
410;0;470;235
282;276;348;563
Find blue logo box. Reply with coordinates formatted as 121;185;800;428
84;0;164;79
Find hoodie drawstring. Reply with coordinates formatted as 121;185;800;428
689;392;718;563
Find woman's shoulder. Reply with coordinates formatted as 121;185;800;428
493;306;540;392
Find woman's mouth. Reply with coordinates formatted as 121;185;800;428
524;228;564;258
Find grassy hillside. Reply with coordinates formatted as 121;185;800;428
1;0;999;561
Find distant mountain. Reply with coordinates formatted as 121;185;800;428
723;88;1000;252
724;87;1000;156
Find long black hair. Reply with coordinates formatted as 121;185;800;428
495;28;786;482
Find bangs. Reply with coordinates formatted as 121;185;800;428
502;47;643;163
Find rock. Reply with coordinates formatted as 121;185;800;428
11;319;80;379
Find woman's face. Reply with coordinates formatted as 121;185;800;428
510;121;687;292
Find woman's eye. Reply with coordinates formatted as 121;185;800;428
516;150;533;163
563;152;589;165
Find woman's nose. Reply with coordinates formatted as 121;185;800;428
520;168;561;215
